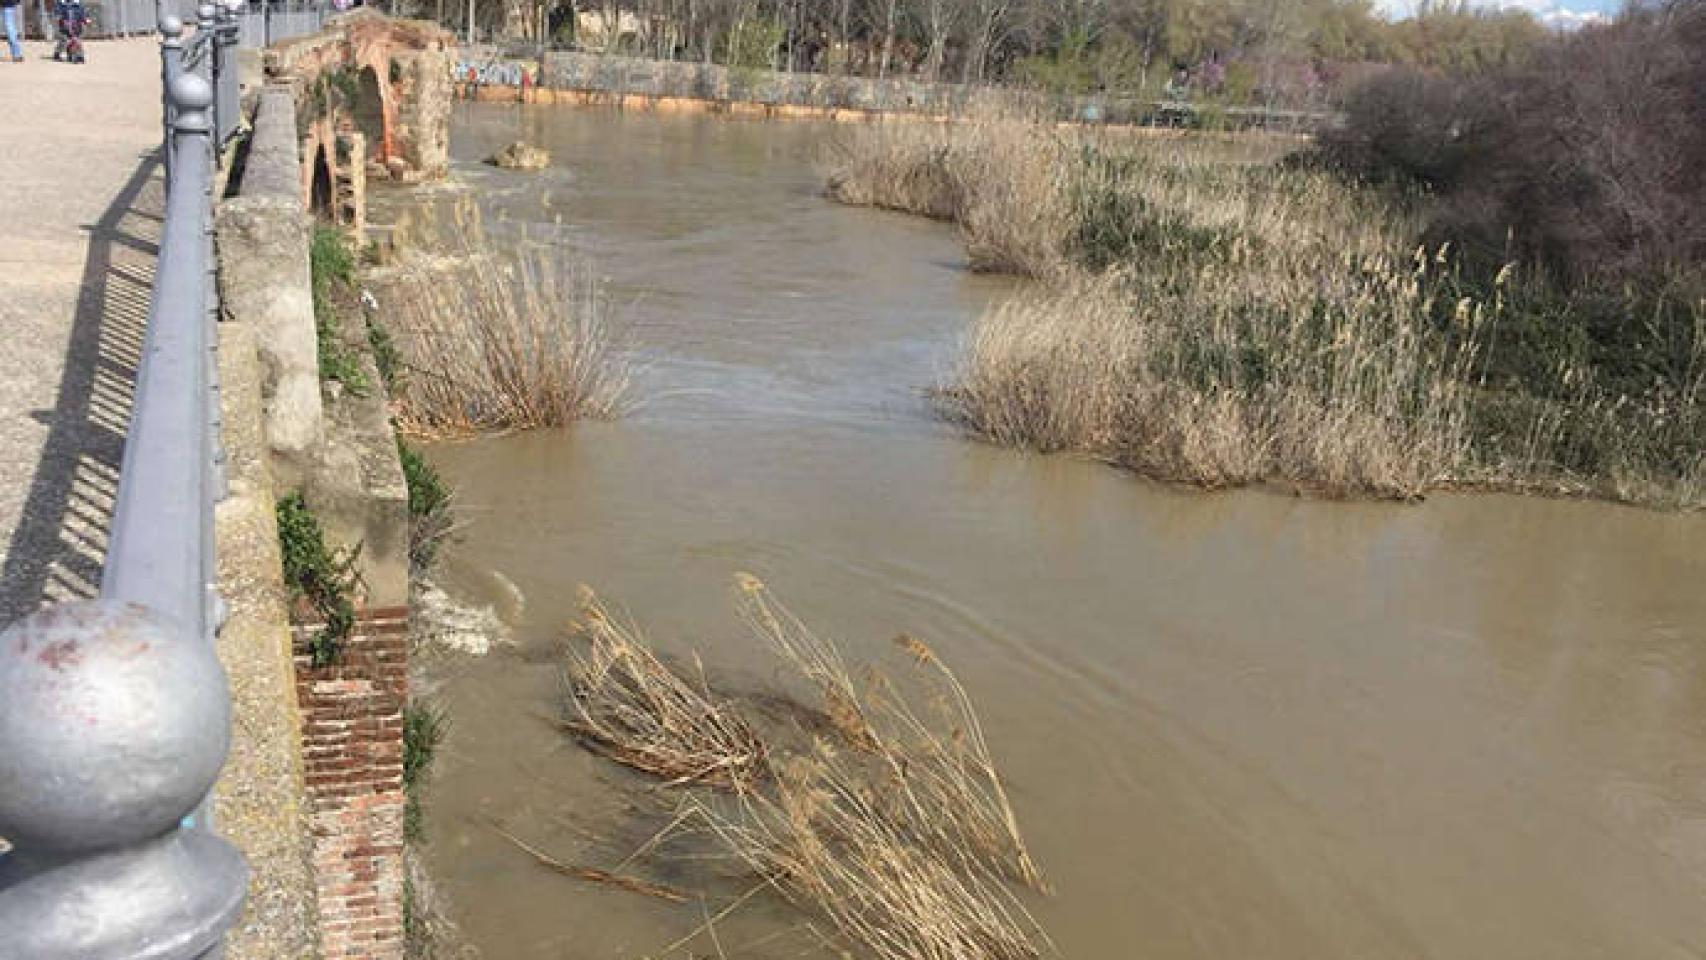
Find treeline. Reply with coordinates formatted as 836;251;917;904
433;0;1555;103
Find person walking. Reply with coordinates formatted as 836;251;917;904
2;0;23;62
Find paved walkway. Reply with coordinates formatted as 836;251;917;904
0;37;165;622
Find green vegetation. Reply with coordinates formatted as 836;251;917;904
310;225;369;395
276;492;362;666
304;66;361;125
403;701;448;841
368;316;403;394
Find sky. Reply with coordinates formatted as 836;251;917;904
1373;0;1622;29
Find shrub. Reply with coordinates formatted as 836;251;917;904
1322;4;1706;292
1311;66;1477;187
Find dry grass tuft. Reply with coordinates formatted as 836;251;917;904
374;201;629;437
560;579;1049;960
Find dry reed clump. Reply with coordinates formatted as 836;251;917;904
559;578;1048;960
825;119;1074;276
685;751;1047;960
374;202;629;436
825;120;1374;279
940;251;1486;499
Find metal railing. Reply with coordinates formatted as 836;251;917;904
0;5;251;959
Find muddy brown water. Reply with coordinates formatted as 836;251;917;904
395;104;1706;960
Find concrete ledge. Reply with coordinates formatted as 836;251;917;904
213;320;320;960
218;89;323;486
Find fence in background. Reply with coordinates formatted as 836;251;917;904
234;0;327;49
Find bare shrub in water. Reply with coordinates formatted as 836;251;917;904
378;205;628;436
559;579;1048;960
685;752;1047;960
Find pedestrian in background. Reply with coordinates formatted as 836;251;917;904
1;0;23;63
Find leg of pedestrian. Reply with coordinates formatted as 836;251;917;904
2;6;21;62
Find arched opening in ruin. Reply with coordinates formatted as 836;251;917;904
310;144;334;220
353;65;387;165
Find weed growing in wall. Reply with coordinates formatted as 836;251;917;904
276;492;362;666
310;225;370;395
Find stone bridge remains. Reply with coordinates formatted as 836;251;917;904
265;11;455;230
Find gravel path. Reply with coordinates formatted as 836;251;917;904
0;36;166;622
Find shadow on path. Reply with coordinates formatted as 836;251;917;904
0;152;162;622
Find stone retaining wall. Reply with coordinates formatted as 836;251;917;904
216;77;414;960
458;49;1332;130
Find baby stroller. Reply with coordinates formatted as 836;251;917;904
52;0;89;64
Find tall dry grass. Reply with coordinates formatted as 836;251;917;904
826;120;1347;278
828;118;1706;507
941;252;1487;498
373;202;629;436
558;578;1049;960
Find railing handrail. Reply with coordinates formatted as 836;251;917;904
0;4;250;958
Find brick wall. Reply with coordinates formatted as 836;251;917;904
293;607;409;959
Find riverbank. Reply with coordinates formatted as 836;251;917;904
826;119;1704;508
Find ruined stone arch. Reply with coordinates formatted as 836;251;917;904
309;143;334;219
350;58;395;165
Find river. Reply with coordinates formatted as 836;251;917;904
397;103;1706;960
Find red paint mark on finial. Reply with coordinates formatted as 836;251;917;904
38;639;82;671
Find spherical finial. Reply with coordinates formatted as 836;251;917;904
224;0;244;13
159;13;183;37
0;602;231;853
197;2;216;21
169;71;215;112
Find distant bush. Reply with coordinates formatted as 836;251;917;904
1321;2;1706;293
1313;66;1478;188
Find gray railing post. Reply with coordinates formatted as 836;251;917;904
161;14;183;181
195;3;217;136
0;49;246;960
213;0;240;145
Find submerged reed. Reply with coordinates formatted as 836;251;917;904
559;578;1049;960
563;587;766;790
